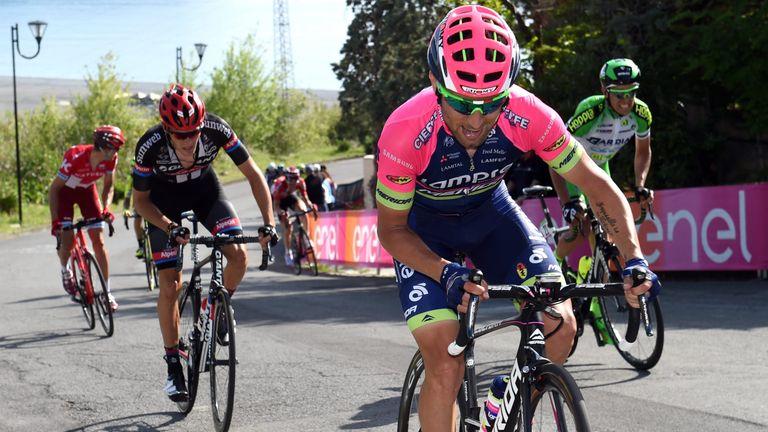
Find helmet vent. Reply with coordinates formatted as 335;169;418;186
485;30;509;46
456;70;476;83
447;30;472;45
452;49;475;62
485;48;506;63
484;71;502;83
448;17;471;29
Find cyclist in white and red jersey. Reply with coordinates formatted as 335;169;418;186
132;84;277;402
375;6;662;430
49;125;125;311
271;166;316;265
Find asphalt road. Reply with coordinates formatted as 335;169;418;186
1;169;766;431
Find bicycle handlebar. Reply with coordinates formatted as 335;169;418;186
174;234;273;272
63;216;114;238
448;268;648;356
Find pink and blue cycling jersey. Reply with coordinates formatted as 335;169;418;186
376;86;583;214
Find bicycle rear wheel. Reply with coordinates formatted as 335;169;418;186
299;229;319;276
177;281;200;414
210;290;236;432
523;362;591;432
85;252;113;337
397;350;465;431
71;255;95;330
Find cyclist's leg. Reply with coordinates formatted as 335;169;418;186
395;256;464;432
199;198;245;295
468;200;575;365
133;211;145;257
56;188;78;266
80;185;111;283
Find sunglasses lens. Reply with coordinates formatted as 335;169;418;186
444;94;506;115
170;129;201;139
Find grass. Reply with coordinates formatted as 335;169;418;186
0;143;366;237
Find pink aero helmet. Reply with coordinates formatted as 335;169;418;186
427;5;521;99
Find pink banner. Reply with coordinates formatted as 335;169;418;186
314;183;768;271
312;210;393;268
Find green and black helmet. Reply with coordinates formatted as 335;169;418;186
599;58;640;90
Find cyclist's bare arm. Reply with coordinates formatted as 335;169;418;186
377;205;488;305
101;170;116;212
634;134;653;200
561;155;644;262
237;158;276;228
48;176;66;223
548;167;572;205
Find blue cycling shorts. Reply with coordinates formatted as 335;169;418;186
396;185;561;331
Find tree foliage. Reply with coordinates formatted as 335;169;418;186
333;0;454;153
334;0;767;188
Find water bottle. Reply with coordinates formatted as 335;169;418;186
480;375;509;432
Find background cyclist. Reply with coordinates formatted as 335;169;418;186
375;6;661;431
49;125;124;311
122;167;145;259
550;58;654;275
271;166;316;265
132;84;277;403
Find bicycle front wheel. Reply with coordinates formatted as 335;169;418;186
144;241;158;291
290;234;302;275
523;362;591;432
210;290;236;432
71;255;95;330
299;229;318;276
177;281;200;414
85;252;113;337
397;350;465;431
601;294;665;370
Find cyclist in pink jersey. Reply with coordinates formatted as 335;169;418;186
49;125;125;311
375;6;661;431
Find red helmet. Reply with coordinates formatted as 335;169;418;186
93;125;125;150
427;5;521;99
286;166;300;180
158;84;206;132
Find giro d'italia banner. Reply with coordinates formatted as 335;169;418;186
311;183;768;271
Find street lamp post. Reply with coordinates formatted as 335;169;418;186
11;21;47;225
175;43;207;82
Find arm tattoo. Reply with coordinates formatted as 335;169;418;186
594;201;621;237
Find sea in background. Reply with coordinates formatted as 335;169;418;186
0;0;350;91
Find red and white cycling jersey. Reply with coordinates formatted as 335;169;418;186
56;145;117;189
271;176;309;202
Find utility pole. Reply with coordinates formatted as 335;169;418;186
273;0;294;99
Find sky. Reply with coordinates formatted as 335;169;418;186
0;0;353;90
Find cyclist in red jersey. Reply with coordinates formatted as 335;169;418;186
132;84;277;402
375;6;661;431
49;125;125;311
271;166;316;265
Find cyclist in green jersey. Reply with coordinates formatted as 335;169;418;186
550;58;654;270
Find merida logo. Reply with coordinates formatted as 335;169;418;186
421;314;434;322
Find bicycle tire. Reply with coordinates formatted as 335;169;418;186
299;229;319;276
85;252;114;337
210;290;236;432
291;234;302;275
71;255;95;330
144;238;158;291
177;281;200;414
397;350;465;432
599;261;664;370
522;362;591;432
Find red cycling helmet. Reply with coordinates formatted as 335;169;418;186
93;125;125;150
427;5;521;99
286;166;300;180
158;84;206;132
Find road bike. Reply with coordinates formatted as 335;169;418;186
175;210;275;432
287;208;318;276
58;217;115;337
522;185;664;370
397;269;647;431
124;211;159;291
